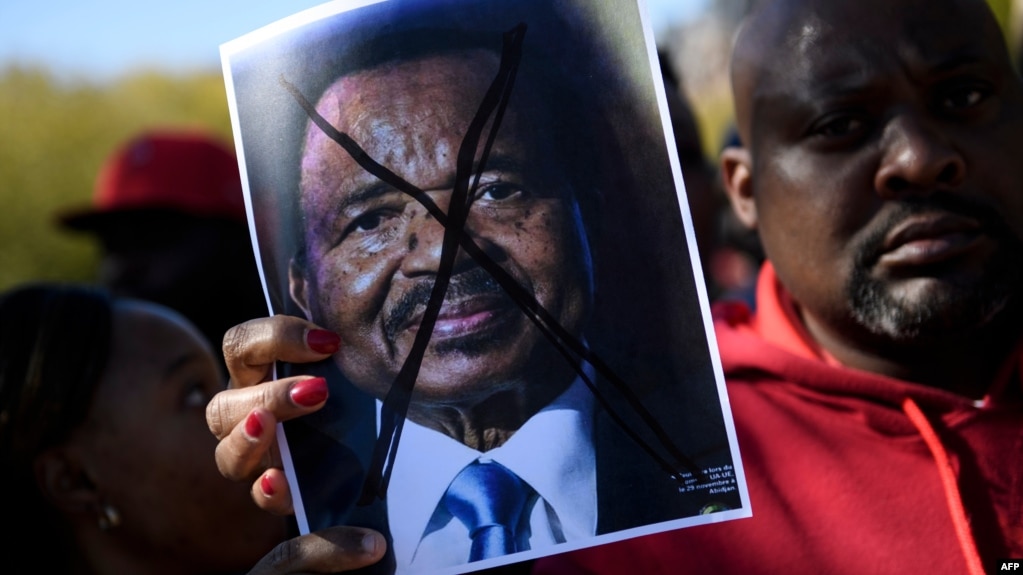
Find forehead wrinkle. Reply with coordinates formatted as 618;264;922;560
334;184;403;219
301;57;490;193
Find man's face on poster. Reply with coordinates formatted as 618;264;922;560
290;49;592;415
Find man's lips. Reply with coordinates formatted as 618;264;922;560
878;213;985;267
401;294;512;338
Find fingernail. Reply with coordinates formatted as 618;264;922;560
260;473;275;497
306;329;341;354
362;532;382;555
244;411;264;439
290;377;328;407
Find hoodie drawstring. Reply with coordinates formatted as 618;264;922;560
901;397;985;575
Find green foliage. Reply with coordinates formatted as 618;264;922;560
988;0;1013;37
0;65;235;291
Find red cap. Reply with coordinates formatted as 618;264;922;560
60;130;247;230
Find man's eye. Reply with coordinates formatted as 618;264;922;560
352;212;385;232
477;183;524;202
336;208;404;249
939;84;989;111
812;114;864;138
343;210;399;240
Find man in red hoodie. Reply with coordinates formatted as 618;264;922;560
532;0;1023;573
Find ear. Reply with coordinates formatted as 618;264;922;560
34;447;98;514
288;256;313;320
720;146;758;230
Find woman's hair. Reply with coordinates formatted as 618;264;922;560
0;283;113;570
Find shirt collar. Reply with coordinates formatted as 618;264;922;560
487;375;597;539
382;375;596;566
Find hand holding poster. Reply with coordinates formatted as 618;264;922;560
220;0;749;573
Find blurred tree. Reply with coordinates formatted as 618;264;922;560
989;0;1013;34
0;65;233;290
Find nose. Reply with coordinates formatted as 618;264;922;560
399;194;475;278
874;113;966;199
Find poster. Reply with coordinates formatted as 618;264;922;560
221;0;749;572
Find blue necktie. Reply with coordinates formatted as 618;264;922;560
443;460;531;562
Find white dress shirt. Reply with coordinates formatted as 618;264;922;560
382;377;597;573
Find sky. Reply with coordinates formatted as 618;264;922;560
0;0;707;81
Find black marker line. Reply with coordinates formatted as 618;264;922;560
370;23;530;503
368;25;527;504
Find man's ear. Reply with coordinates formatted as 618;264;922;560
720;146;758;230
34;447;98;514
289;257;313;320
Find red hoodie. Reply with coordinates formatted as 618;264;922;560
533;262;1023;575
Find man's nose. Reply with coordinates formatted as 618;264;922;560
874;113;966;199
399;196;474;277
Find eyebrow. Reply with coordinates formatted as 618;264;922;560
805;46;993;95
927;49;994;75
333;182;402;216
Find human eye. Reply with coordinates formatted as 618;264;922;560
475;181;526;203
808;112;866;139
341;208;402;241
332;205;406;254
351;211;387;233
181;381;212;410
936;80;991;113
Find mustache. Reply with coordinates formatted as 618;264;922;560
853;193;1020;267
383;267;507;339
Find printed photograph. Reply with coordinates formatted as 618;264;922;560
221;0;749;572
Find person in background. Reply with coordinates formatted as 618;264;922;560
659;50;761;305
659;50;722;293
709;123;763;307
0;283;289;574
59;130;267;373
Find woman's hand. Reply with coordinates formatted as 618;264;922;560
206;315;386;572
207;314;340;513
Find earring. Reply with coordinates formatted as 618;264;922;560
97;503;122;531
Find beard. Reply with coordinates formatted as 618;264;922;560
846;196;1023;345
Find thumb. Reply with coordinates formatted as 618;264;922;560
247;527;386;575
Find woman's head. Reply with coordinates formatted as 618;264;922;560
0;284;285;574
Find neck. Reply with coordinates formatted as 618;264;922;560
407;377;573;451
75;523;194;575
802;310;1022;398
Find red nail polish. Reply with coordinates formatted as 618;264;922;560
290;377;328;406
260;474;275;497
245;411;263;439
306;329;341;354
